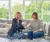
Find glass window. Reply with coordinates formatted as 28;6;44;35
0;1;9;19
43;1;50;15
43;15;50;22
24;0;35;20
24;0;43;20
43;1;50;22
0;0;50;23
36;0;43;19
11;0;23;19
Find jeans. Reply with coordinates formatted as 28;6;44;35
8;31;44;40
28;31;33;40
28;31;44;40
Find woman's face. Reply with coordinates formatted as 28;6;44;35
32;15;37;20
16;13;21;20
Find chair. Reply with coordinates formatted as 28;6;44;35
45;23;50;39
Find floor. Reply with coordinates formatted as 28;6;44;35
0;37;50;42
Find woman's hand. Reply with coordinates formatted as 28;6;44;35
34;29;42;32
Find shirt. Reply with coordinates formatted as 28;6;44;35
28;20;43;31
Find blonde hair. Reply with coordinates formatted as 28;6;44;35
15;12;21;18
16;12;21;14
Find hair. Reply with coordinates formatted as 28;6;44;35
32;12;38;19
15;12;21;18
16;12;21;14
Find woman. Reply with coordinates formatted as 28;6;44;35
8;12;25;39
28;12;44;40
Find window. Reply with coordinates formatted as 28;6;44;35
24;0;35;20
11;0;23;19
36;0;43;19
0;0;50;23
0;0;9;19
23;0;50;23
43;1;50;22
24;0;43;20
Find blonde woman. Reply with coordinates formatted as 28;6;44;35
8;12;25;39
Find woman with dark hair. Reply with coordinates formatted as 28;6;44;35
27;12;44;40
8;12;25;39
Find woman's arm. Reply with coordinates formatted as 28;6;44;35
8;18;17;37
34;20;43;32
36;20;43;32
39;20;43;31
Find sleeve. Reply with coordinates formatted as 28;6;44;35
8;19;17;37
20;24;25;30
39;20;43;31
19;20;25;30
12;19;17;29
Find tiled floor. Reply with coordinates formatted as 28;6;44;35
0;37;50;42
